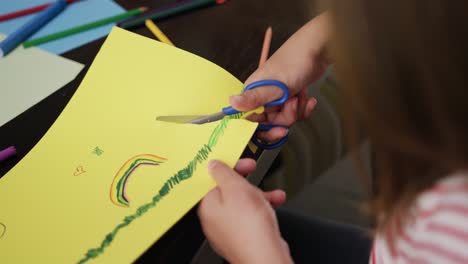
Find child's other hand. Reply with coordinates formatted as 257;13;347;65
197;160;292;264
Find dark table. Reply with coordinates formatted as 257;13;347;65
0;1;316;262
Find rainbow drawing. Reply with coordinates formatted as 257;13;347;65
110;154;167;207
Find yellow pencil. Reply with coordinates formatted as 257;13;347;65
259;26;272;66
145;19;174;46
248;26;273;154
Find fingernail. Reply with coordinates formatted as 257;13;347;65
306;99;317;113
208;160;218;169
276;189;287;198
230;95;243;104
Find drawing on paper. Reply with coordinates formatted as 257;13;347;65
79;118;233;263
110;154;167;207
0;223;5;239
92;146;104;156
74;165;86;176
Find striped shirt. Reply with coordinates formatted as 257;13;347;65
371;173;468;264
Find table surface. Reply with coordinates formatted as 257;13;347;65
0;1;316;262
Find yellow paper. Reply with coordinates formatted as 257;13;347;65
0;27;258;263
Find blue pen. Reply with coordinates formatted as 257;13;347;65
0;0;66;58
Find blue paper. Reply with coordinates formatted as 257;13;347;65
0;0;125;54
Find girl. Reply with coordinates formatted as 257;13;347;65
198;1;468;263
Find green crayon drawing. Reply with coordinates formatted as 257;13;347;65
92;147;104;156
78;118;234;263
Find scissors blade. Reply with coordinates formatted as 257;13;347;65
188;112;226;124
156;115;204;124
156;112;226;124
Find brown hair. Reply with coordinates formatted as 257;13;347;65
325;1;468;231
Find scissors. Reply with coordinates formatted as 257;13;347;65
156;79;289;150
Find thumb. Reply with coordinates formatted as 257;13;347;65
207;160;246;192
229;85;284;112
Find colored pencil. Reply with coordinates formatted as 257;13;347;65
23;8;147;48
0;0;79;22
119;0;226;29
248;26;273;154
0;0;66;58
0;146;16;162
145;20;174;46
259;26;272;66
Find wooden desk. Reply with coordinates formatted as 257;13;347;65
0;1;316;262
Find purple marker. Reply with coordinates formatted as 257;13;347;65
0;146;16;162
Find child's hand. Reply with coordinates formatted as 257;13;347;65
230;13;330;142
197;160;292;264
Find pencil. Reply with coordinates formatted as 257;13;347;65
0;0;79;22
119;0;225;29
145;20;174;46
0;0;67;58
23;8;147;48
259;26;272;66
248;26;273;154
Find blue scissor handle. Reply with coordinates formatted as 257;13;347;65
222;79;289;115
251;124;289;150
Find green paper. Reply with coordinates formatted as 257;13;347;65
0;33;84;126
